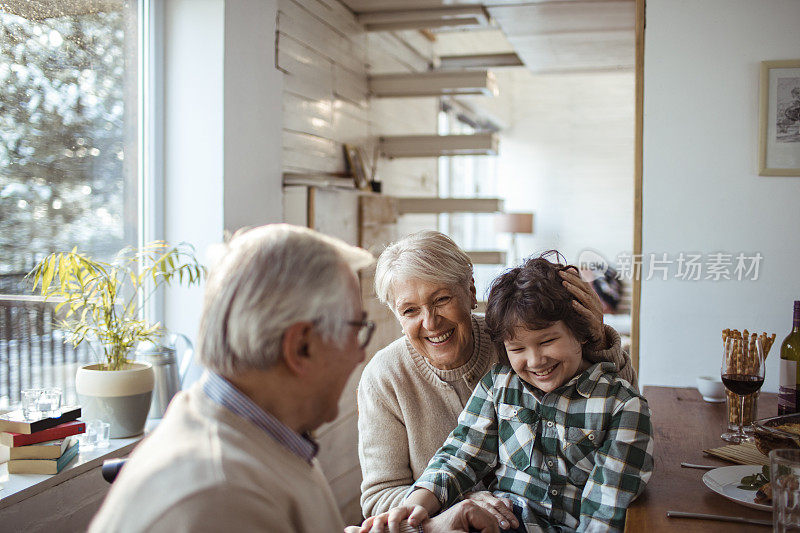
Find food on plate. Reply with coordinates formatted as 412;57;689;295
776;422;800;435
755;481;772;504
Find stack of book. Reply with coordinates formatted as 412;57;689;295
0;406;84;474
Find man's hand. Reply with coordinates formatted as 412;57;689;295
463;491;518;530
559;268;606;348
424;500;500;533
344;500;501;533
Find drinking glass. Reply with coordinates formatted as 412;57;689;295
36;387;62;417
80;420;99;451
95;421;110;448
720;336;765;443
770;449;800;532
21;388;43;420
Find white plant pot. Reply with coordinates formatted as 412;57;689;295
75;362;155;438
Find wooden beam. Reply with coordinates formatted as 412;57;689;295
438;53;524;70
465;251;507;265
369;70;497;97
396;197;503;214
380;133;499;158
357;6;490;32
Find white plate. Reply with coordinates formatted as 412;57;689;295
702;465;772;512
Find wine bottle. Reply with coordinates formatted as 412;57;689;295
778;300;800;415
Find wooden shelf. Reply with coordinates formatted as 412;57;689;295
369;70;497;98
396;197;503;215
439;53;524;70
465;251;507;265
357;7;490;32
283;173;356;190
380;133;499;158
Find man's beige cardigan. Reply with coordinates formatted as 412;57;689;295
357;315;634;517
90;379;344;533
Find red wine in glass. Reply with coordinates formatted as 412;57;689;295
721;335;766;443
722;374;765;396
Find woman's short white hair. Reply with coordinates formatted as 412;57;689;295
374;231;473;310
197;224;374;376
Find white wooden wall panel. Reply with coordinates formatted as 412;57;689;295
310;188;361;245
284;129;340;156
283;148;341;173
295;0;364;35
277;34;335;88
283;92;334;137
284;71;332;102
333;64;369;106
283;185;309;227
367;32;430;74
332;102;370;145
278;0;366;73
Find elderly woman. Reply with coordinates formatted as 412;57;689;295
358;231;635;524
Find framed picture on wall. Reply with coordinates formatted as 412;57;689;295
759;59;800;176
343;144;370;190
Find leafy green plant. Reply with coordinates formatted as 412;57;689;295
738;464;791;490
27;242;205;371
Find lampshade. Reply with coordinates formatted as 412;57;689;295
494;212;534;234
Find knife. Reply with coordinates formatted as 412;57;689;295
680;462;718;470
666;511;771;526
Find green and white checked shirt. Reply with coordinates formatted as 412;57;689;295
412;362;654;533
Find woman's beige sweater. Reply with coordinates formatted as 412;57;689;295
357;315;633;517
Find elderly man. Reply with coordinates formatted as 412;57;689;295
89;225;497;533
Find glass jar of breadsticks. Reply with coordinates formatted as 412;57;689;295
721;328;776;441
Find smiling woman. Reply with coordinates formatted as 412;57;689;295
392;278;475;371
357;231;637;520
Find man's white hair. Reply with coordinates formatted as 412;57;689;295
197;224;374;376
374;231;473;311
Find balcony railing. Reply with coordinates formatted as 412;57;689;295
0;294;94;406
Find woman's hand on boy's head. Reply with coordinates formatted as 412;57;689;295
464;491;518;530
355;504;429;533
558;269;607;348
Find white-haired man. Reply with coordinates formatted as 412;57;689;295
89;224;498;533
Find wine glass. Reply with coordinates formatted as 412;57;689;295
721;336;766;443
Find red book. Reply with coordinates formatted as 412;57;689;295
0;420;85;447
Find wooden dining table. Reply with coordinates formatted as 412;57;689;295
624;385;777;532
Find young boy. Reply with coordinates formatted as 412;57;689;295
363;254;653;533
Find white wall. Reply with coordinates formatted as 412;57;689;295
163;0;225;343
495;69;635;269
163;0;282;363
224;0;283;232
641;0;800;392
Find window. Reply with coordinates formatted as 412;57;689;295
438;101;503;301
0;1;144;405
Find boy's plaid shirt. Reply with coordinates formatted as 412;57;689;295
412;362;654;533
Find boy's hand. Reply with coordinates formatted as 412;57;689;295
559;269;607;348
463;491;518;529
355;505;428;533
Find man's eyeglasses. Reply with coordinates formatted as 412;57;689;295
348;315;376;349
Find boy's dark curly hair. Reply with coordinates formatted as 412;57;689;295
485;251;596;364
